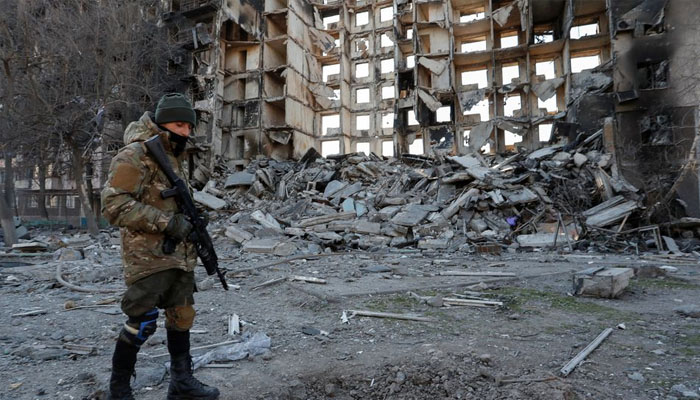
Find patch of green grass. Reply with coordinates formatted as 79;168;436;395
494;286;638;319
679;347;699;356
682;334;700;347
363;293;418;312
630;277;700;290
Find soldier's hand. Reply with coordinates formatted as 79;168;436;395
165;214;193;241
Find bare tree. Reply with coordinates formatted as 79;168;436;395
1;0;189;236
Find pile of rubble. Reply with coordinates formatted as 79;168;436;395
195;137;676;256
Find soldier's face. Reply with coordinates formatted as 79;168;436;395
162;121;192;137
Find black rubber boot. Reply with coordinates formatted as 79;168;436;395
167;330;219;400
168;354;220;399
108;339;138;400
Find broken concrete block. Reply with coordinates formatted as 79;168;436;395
418;238;450;250
355;201;368;217
352;221;381;235
273;242;297;256
53;248;83;261
315;231;344;241
376;206;401;221
436;184;456;204
284;227;305;236
327;220;353;232
242;239;278;254
341;198;355;213
390;236;411;247
323;180;346;198
391;204;430;227
193;191;227;210
243;239;296;256
573;267;634;298
225;226;254;243
516;233;568;247
333;182;362;199
12;242;49;252
573;153;588;167
381;223;409;237
225;171;255;188
441;188;479;219
552;152;572;162
15;226;29;240
358;235;391;249
250;210;283;231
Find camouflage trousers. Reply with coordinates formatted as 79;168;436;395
121;268;196;331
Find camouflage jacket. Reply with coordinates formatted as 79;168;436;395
101;112;197;286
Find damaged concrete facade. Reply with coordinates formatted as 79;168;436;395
167;0;700;215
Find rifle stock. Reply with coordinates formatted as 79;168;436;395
144;135;229;290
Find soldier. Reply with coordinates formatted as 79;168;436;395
101;94;219;400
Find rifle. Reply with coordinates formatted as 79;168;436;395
144;135;229;290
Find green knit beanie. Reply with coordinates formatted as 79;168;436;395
155;93;197;126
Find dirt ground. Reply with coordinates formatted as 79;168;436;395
1;234;699;400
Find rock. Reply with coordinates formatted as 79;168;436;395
31;349;68;361
288;379;308;400
64;300;76;310
672;384;700;398
478;354;493;365
50;331;64;341
426;296;444;307
197;278;214;291
363;265;392;273
573;152;588;167
627;372;645;382
395;371;406;384
324;383;336;397
674;305;700;318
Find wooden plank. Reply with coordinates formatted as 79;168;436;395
290;276;327;284
228;314;240;336
347;310;435;322
560;328;613;376
442;297;503;307
439;271;516;277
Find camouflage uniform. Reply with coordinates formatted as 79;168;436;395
103;98;219;400
102;111;198;285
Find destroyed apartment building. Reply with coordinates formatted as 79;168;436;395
166;0;700;222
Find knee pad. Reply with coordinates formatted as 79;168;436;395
165;305;195;331
120;308;158;346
